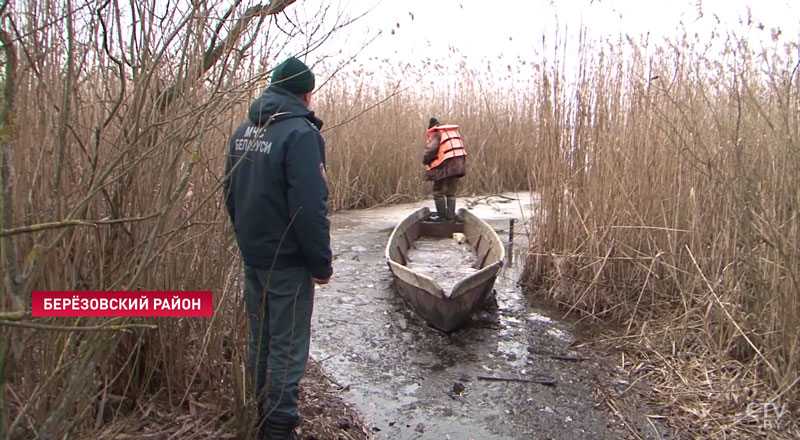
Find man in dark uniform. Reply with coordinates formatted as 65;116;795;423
222;56;332;440
422;117;467;221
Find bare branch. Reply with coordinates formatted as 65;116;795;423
0;310;30;321
52;0;76;215
206;0;242;56
0;320;159;332
157;0;297;111
97;0;126;129
1;27;22;304
0;213;162;237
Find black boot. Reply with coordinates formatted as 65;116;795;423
256;401;269;440
257;401;299;440
432;196;447;222
265;419;298;440
446;196;458;222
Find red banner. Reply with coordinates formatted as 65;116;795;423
31;291;214;317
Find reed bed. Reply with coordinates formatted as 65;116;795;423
0;2;370;439
522;34;800;439
0;1;797;439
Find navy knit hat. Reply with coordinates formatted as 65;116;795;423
428;117;439;129
270;57;315;94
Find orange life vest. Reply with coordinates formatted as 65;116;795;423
426;124;466;170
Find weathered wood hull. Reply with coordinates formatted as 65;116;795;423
385;207;505;332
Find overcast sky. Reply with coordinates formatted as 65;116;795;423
310;0;798;82
344;0;797;54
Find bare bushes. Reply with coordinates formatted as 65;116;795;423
523;34;799;437
2;1;796;438
0;1;341;438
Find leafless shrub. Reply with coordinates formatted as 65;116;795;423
0;1;366;438
2;1;796;439
522;27;799;439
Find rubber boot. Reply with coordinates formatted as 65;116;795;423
258;400;301;440
256;401;269;440
432;195;447;222
265;419;298;440
446;196;458;222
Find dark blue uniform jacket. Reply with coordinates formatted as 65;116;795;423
223;86;332;280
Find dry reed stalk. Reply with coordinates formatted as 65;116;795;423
1;1;797;439
0;1;368;439
522;26;799;439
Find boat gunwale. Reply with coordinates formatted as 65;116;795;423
384;207;506;300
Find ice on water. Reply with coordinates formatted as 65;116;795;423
405;235;479;293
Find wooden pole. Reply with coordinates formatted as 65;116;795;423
508;218;516;265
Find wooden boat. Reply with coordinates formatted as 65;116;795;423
385;207;505;332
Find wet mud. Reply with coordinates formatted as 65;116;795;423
311;193;671;440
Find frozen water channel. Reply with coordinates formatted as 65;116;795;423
310;192;669;440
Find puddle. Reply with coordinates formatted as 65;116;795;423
310;192;669;440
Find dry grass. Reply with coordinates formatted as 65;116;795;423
81;360;368;440
0;2;375;439
318;74;539;209
521;31;799;440
1;1;798;439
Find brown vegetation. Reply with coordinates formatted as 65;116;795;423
521;34;799;439
0;1;366;439
0;1;797;440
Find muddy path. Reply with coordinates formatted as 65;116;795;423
311;193;671;440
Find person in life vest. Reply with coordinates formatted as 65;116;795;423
422;117;467;221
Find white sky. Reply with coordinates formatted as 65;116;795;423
345;0;797;53
311;0;799;84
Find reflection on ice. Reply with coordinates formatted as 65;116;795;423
310;193;642;440
528;312;554;324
